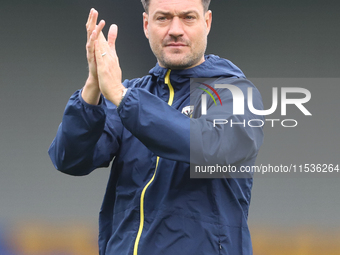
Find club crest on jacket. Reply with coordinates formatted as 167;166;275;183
181;105;194;117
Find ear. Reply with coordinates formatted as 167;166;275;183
205;10;212;35
143;12;149;39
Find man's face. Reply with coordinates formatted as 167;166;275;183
143;0;212;69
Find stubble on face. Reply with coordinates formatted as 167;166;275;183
152;33;207;69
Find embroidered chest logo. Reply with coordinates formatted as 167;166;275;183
181;105;194;117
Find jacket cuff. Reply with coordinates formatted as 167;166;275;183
117;88;132;114
78;89;106;110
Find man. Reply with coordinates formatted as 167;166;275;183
49;0;264;254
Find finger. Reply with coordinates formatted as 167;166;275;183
97;31;114;61
94;40;105;69
94;20;106;40
85;8;94;29
87;20;105;58
87;30;98;60
108;24;118;52
87;9;98;40
96;22;110;53
88;20;105;52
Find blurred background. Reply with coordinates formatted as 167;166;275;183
1;0;339;254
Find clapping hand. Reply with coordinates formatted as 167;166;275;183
82;8;125;106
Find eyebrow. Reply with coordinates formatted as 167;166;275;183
153;10;199;16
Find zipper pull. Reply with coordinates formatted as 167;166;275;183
219;240;222;250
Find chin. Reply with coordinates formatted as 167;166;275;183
162;55;189;67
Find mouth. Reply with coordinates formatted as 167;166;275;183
165;43;187;48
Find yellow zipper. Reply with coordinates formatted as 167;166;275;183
133;69;174;255
164;69;174;106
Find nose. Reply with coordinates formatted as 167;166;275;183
168;17;184;38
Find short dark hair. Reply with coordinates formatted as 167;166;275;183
141;0;211;14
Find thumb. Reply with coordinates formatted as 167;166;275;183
108;24;118;51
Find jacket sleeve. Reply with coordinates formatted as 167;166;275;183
117;78;264;166
48;90;123;176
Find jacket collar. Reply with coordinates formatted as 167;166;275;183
148;54;246;90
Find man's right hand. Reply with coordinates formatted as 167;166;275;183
82;8;105;105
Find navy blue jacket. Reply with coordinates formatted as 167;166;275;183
48;55;264;255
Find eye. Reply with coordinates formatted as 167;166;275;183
185;15;196;20
157;16;167;21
